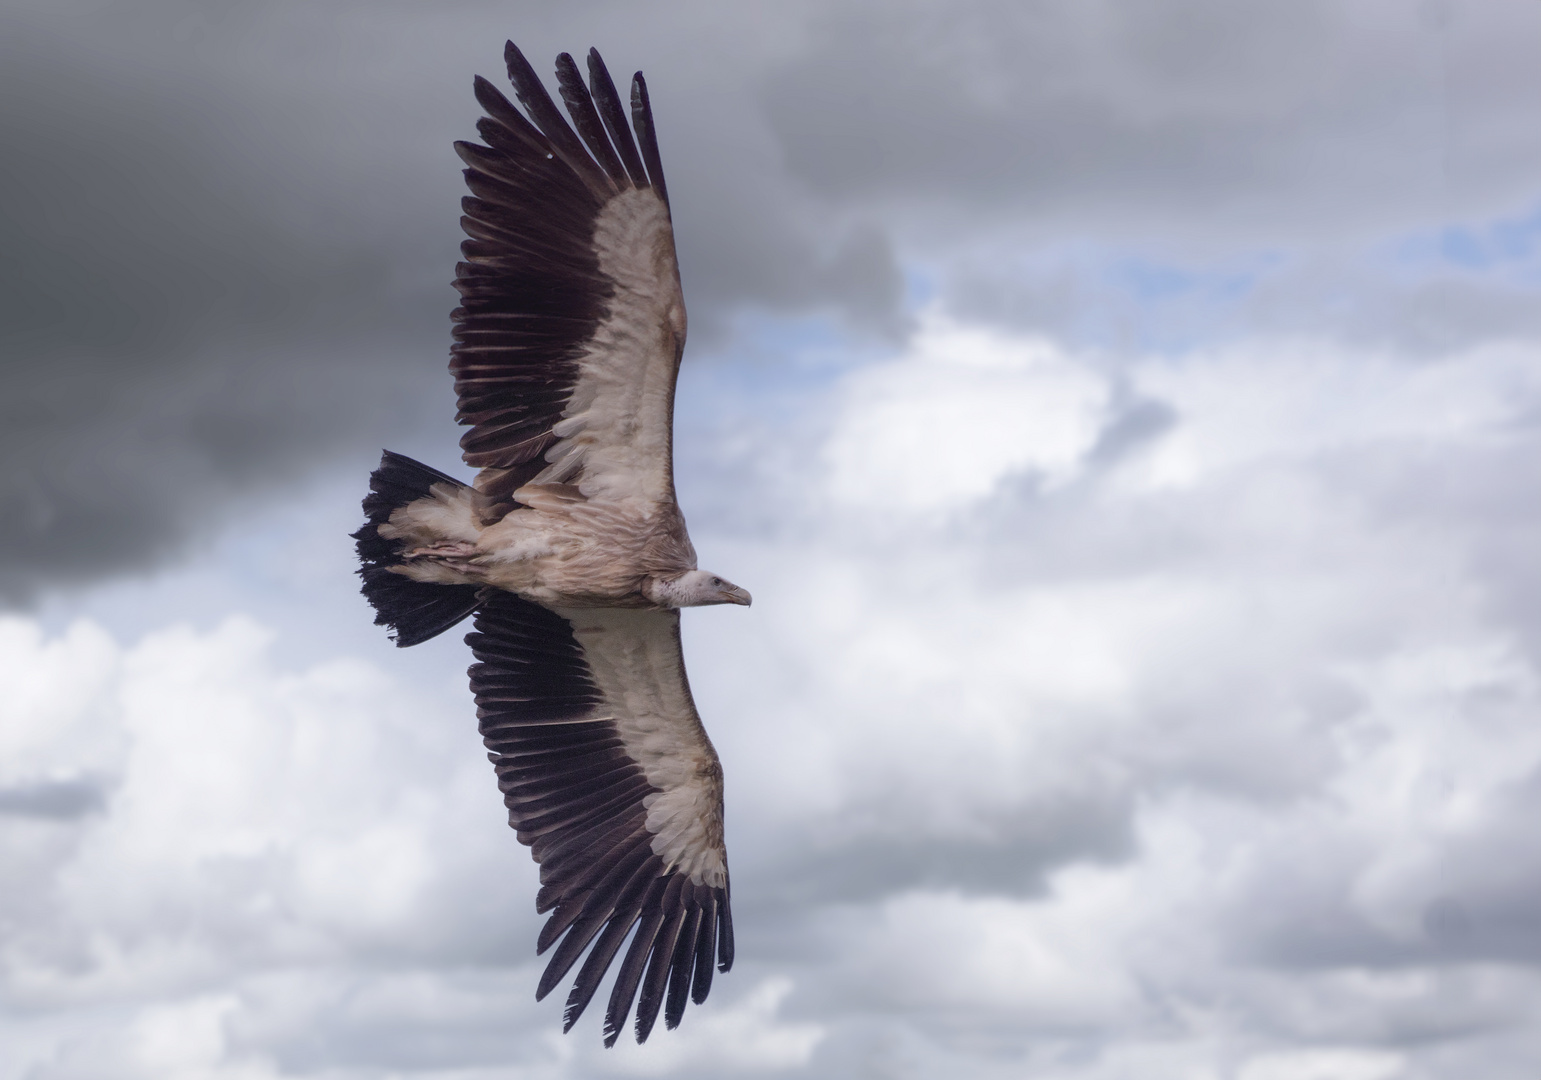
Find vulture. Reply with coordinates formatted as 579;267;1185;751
352;41;748;1046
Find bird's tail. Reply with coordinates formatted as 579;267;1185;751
353;450;482;647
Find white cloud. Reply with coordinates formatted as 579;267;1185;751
823;313;1110;511
0;615;823;1078
1237;1048;1405;1080
0;618;123;786
1127;338;1540;491
687;315;1541;1072
845;883;1142;1023
5;2;1541;1076
6;306;1541;1077
598;979;824;1076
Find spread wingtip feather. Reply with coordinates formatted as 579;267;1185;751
629;72;669;209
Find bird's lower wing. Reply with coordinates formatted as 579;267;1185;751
466;590;732;1045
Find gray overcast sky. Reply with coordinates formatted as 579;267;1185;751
3;1;1541;1078
5;0;1539;599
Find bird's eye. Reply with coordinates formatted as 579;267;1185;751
711;577;722;586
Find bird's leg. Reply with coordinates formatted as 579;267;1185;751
392;541;489;584
401;541;490;577
403;540;478;560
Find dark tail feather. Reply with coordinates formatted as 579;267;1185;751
352;450;481;647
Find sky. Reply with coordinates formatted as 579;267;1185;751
3;1;1541;1077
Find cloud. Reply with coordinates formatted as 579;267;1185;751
0;610;825;1077
687;316;1541;1070
765;0;1541;241
0;0;903;599
0;9;457;601
0;779;107;821
6;0;1539;597
4;3;1541;1076
1238;1048;1405;1080
946;238;1541;355
7;308;1541;1075
823;315;1111;511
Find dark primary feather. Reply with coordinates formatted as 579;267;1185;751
716;886;736;970
635;880;689;1041
467;589;731;1043
587;49;649;188
691;888;719;1005
540;818;653;902
604;904;665;1044
629;72;669;209
501;41;615;198
538;905;616;999
554;52;630;187
472;75;555;159
563;856;667;1031
665;903;703;1030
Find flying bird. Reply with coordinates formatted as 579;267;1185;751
352;41;748;1046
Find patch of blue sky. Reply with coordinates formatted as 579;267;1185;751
669;311;851;541
937;239;1263;355
676;311;860;451
1111;257;1202;301
1083;248;1282;354
904;264;940;309
1107;252;1276;305
673;309;859;471
1391;200;1541;279
694;308;898;386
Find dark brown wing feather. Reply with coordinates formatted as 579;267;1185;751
587;49;650;188
555;52;630;187
630;72;670;209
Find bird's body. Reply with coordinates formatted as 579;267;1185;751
377;466;703;607
353;41;746;1046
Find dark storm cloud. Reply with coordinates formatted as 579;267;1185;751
0;9;455;601
0;0;909;601
764;0;1541;353
5;0;1538;599
764;0;1541;241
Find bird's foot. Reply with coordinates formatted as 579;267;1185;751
403;540;478;560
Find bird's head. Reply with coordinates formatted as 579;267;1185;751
647;570;752;608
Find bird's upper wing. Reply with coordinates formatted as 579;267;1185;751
467;589;732;1045
452;43;686;514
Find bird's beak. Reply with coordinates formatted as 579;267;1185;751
724;585;752;607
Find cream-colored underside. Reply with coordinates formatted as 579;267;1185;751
556;606;727;889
